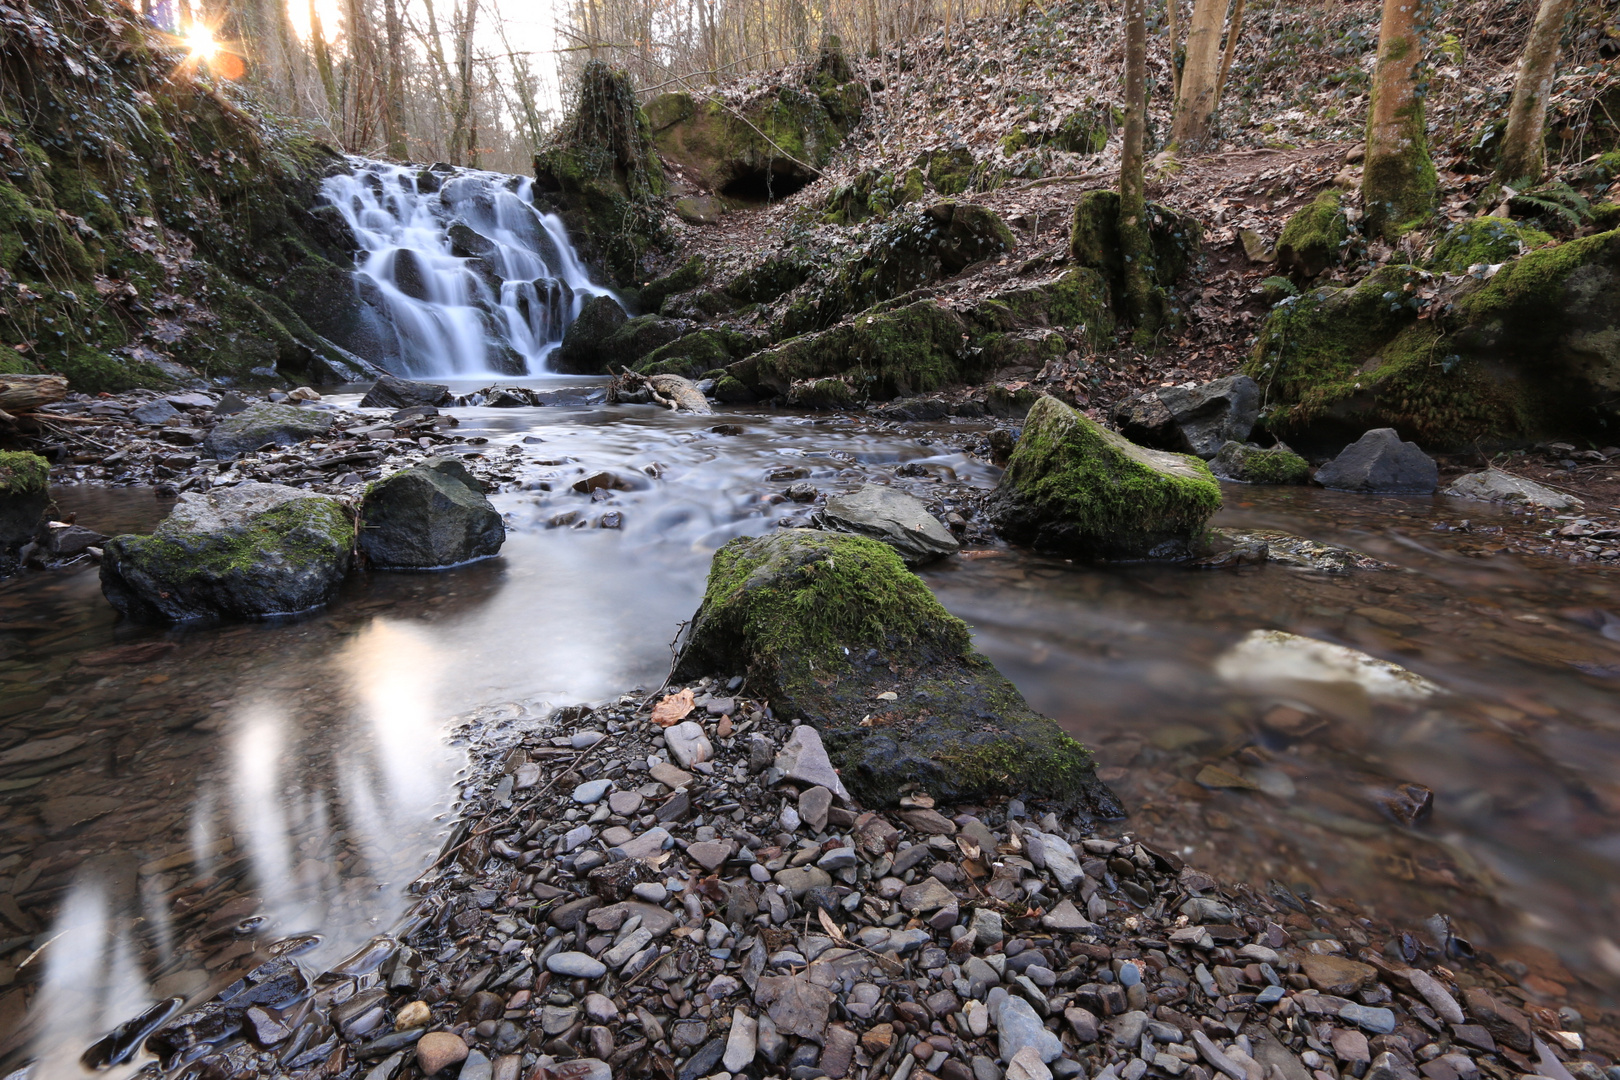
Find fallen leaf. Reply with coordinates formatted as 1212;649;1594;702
651;688;696;727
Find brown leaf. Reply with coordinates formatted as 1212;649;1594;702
754;975;835;1040
651;688;695;727
817;907;846;944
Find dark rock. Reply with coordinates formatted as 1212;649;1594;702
0;452;51;563
204;403;332;462
1210;441;1311;485
813;484;960;566
554;295;629;374
1111;375;1260;458
100;483;353;621
360;376;453;410
131;399;182;425
1313;429;1438;493
671;528;1122;815
448;221;498;259
985;396;1222;559
359;458;505;570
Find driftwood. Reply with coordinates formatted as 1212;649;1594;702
0;375;69;414
608;369;713;415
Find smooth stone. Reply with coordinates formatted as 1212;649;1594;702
1444;468;1580;511
664;720;713;769
458;1050;493;1080
611;827;672;860
1403;968;1465;1024
562;825;594;852
725;1008;758;1072
416;1031;470;1075
1041;899;1091;931
799;786;834;833
898;877;956;913
571;731;606;749
1008;1045;1055;1080
573;779;614;804
608;790;643;815
632;882;668;903
1339;1003;1396;1035
1023;829;1083;890
687;840;733;871
774;725;851;802
546;951;607;979
649;762;694;788
999;995;1062;1064
814;483;961;566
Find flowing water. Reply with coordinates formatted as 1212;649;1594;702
4;394;1620;1075
320;160;617;377
5;168;1620;1074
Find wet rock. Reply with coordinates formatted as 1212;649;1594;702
131;399;182;425
1215;629;1442;706
1462;988;1532;1052
986;396;1221;560
359;376;453;411
674;528;1121;814
546;951;607;979
359;458;505;569
43;521;107;558
1401;968;1465;1024
101;483;352;621
1302;955;1376;995
0;451;51;562
554;295;630;374
1112;376;1261;459
1444;468;1580;511
1340;1003;1397;1034
1314;429;1438;494
204;403;333;461
813;484;961;565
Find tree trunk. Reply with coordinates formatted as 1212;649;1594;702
1497;0;1574;185
1216;0;1246;100
1120;0;1166;341
1363;0;1436;239
382;0;408;159
1166;0;1182;100
310;0;341;120
448;0;478;166
1169;0;1229;150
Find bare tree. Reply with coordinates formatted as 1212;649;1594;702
1363;0;1436;239
383;0;408;158
1119;0;1164;340
1497;0;1575;186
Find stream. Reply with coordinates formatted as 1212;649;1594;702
2;387;1620;1074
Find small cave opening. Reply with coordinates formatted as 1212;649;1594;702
719;167;815;204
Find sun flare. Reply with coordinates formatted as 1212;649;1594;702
184;23;221;63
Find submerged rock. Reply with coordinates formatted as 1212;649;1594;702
986;396;1222;559
359;375;452;410
671;528;1122;814
1211;441;1311;484
0;451;51;565
101;483;353;621
1314;428;1438;493
1444;468;1580;511
1111;375;1260;459
203;403;333;462
359;459;505;570
1215;629;1442;705
813;484;960;565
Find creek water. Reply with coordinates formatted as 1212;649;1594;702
3;389;1620;1074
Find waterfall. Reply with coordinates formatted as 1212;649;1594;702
321;159;617;378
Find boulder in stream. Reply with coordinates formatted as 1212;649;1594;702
1111;375;1260;459
813;484;960;565
359;459;505;570
0;451;51;567
1314;428;1438;493
1443;468;1580;511
1210;440;1311;484
986;396;1222;559
553;294;629;374
100;483;353;621
671;528;1123;815
203;403;333;462
359;375;453;410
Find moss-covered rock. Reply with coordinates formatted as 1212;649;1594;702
650;49;865;204
1428;217;1553;274
1069;189;1201;324
552;294;629;374
1276;190;1349;280
101;483;353;622
969;268;1114;345
986;396;1222;559
532;61;667;287
1247;232;1620;447
636;328;756;379
671;529;1123;814
919;147;978;196
629;256;708;314
204;403;334;462
359;458;504;570
1210;441;1312;484
601;315;689;370
0;450;51;560
712;374;756;403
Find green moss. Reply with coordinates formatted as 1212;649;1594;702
789;377;857;409
1068;189;1201;328
1451;230;1611;326
990;396;1221;558
130;499;352;582
0;452;50;496
50;345;170;394
900;168;926;205
920;147;977;195
1362;83;1437;239
970;268;1114;344
636;328;751;378
1211;441;1311;484
1429;218;1554;274
636;256;708;312
1276;190;1349;279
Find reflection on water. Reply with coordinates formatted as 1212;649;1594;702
4;398;1620;1075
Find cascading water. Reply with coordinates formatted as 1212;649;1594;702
321;158;617;378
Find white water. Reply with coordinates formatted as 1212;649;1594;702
321;159;617;378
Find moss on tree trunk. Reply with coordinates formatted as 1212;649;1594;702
1363;0;1437;239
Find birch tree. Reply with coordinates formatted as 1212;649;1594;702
1496;0;1575;185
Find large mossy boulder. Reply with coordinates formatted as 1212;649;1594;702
1276;189;1349;281
0;451;50;565
1245;228;1620;448
1069;189;1201;317
1428;217;1553;274
532;61;666;287
1210;441;1311;485
204;403;333;461
359;458;505;570
671;529;1123;815
648;36;865;200
636;328;757;378
986;396;1222;559
553;294;629;374
100;483;353;621
600;315;689;370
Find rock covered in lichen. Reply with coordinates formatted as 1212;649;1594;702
203;402;334;462
987;396;1222;559
1276;188;1349;280
1428;217;1552;274
671;528;1121;814
101;483;353;621
359;459;505;570
1210;440;1312;484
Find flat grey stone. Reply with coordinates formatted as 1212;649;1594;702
610;826;671;860
1444;468;1579;511
664;721;713;769
774;726;851;802
572;779;613;804
814;484;961;565
998;995;1062;1064
546;951;607;979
